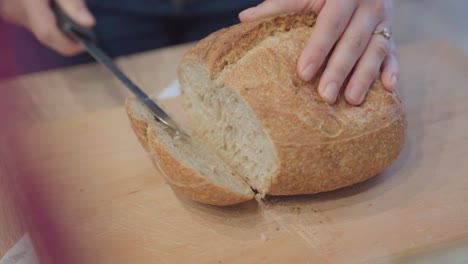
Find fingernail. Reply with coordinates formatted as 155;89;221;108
240;7;256;18
348;85;366;105
300;63;316;82
79;8;95;25
323;82;338;103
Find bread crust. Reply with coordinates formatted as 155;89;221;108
179;13;407;195
182;13;317;79
268;116;405;195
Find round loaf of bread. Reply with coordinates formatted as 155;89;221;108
126;13;406;205
178;13;406;196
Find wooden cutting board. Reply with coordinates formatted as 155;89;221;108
7;41;468;264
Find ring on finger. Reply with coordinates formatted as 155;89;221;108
373;27;391;39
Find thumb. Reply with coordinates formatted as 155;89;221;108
55;0;95;27
239;0;325;22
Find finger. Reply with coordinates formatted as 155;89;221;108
344;23;391;105
297;0;357;82
239;0;325;22
317;8;377;104
0;0;29;26
381;41;399;91
24;0;84;56
55;0;95;27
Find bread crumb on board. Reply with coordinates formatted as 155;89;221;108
291;206;301;215
260;233;268;241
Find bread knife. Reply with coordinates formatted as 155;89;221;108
51;3;189;137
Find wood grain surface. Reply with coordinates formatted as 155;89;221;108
0;43;189;257
0;137;25;258
1;0;468;260
5;40;468;263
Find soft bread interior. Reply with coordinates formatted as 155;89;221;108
127;100;253;197
179;62;278;193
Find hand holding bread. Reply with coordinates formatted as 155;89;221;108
240;0;398;105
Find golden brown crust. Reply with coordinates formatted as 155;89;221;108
267;116;406;195
180;12;406;196
125;99;253;206
147;130;254;206
182;13;317;79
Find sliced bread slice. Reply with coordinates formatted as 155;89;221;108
125;98;254;206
